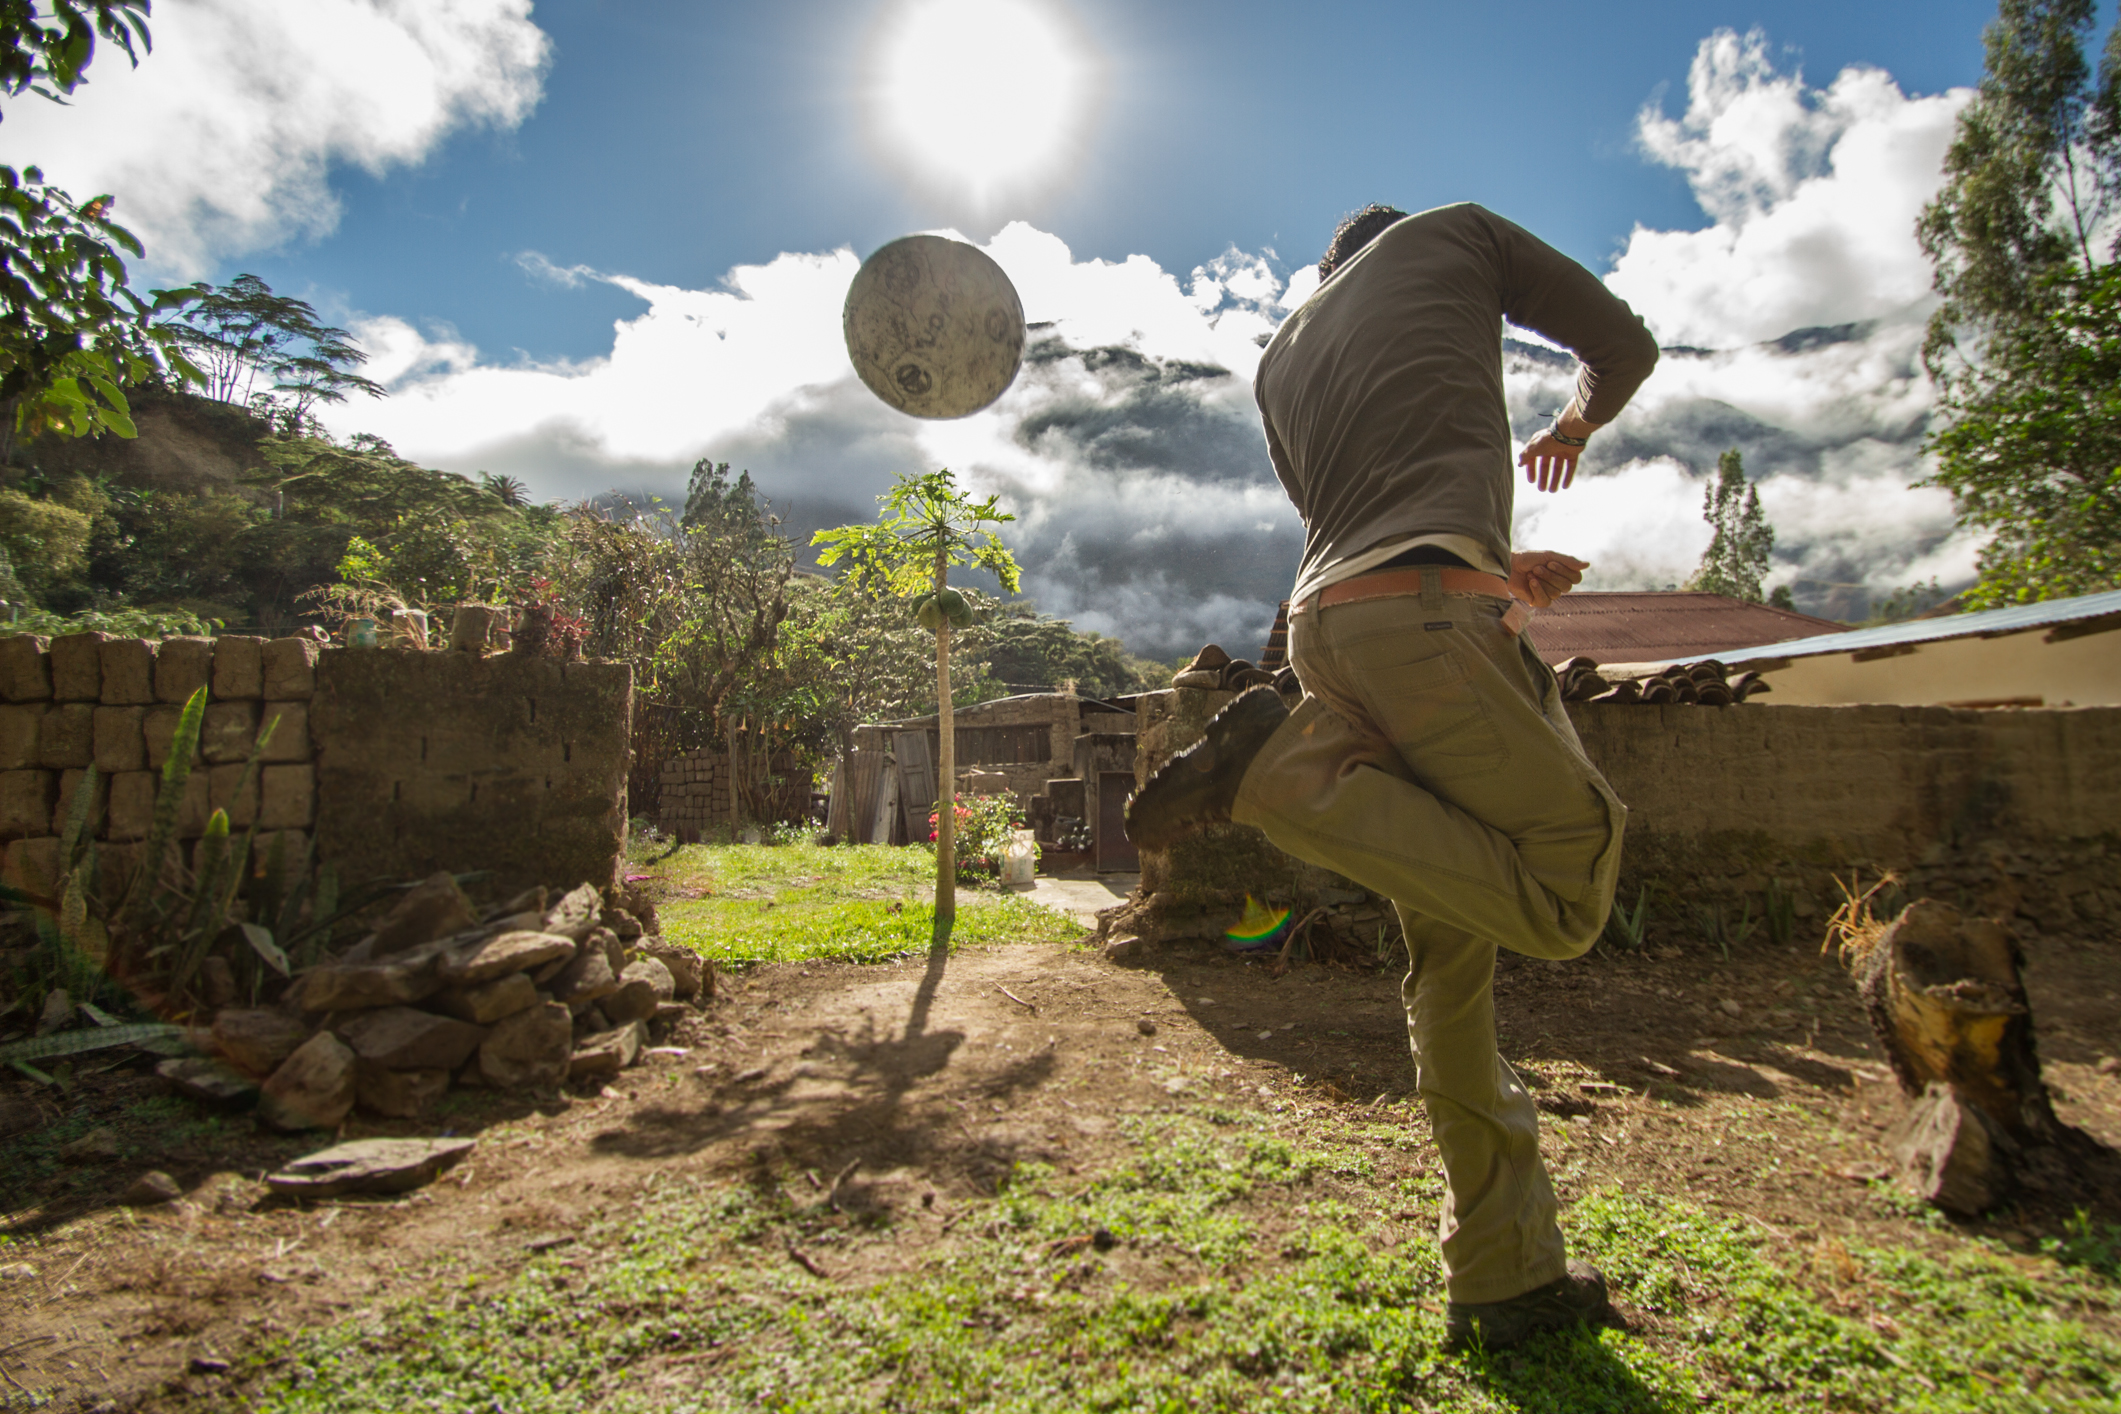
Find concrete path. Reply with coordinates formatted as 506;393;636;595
1014;870;1138;927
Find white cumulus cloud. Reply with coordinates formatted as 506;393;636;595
306;28;1984;654
0;0;551;278
1605;28;1970;348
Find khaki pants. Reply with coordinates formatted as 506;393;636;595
1231;576;1625;1303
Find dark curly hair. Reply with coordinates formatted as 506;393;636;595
1319;204;1410;280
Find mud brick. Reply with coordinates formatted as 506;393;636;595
93;705;147;773
0;770;55;839
251;828;310;870
50;632;110;701
2;836;61;894
144;704;204;769
260;763;315;830
202;700;262;764
155;636;215;704
258;701;310;762
36;702;93;769
97;637;156;705
0;635;50;702
211;635;267;700
97;840;141;898
106;770;156;842
208;762;260;828
55;767;108;834
262;638;321;701
0;704;45;770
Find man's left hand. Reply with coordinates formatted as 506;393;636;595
1518;431;1583;492
1510;552;1589;609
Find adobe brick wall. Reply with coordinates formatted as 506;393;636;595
1129;689;2121;946
0;633;633;901
310;650;631;895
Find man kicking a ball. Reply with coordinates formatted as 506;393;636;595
1127;203;1659;1350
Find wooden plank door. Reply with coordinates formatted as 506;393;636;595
894;730;937;838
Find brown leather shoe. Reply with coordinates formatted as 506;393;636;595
1124;687;1287;849
1445;1260;1613;1351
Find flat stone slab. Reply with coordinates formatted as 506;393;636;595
265;1136;477;1198
156;1056;260;1107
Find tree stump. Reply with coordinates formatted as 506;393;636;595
1853;898;2062;1215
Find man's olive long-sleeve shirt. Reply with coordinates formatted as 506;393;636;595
1255;204;1659;597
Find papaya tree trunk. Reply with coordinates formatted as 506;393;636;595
934;554;955;925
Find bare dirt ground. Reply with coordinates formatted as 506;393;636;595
3;921;2118;1410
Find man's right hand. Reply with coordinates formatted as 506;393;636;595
1518;403;1602;493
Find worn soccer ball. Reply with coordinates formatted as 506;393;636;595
844;234;1025;419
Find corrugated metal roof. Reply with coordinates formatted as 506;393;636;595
1718;587;2121;665
1524;592;1844;666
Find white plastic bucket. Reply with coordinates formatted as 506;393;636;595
1001;829;1037;887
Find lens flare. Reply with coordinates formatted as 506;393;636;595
1225;895;1292;953
866;0;1097;211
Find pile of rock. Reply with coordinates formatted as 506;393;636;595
160;874;710;1129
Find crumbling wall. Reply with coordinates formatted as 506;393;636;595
0;633;633;901
0;632;321;899
1126;689;2121;949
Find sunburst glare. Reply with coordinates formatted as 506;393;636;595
865;0;1098;211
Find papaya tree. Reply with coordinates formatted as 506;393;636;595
812;468;1018;924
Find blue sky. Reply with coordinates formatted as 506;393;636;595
247;0;2002;362
2;0;2111;651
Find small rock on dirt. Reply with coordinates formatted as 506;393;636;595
0;1262;34;1280
36;987;72;1036
478;1000;572;1089
266;1136;476;1198
122;1170;182;1206
1136;1017;1157;1036
157;1056;260;1107
1718;998;1743;1018
569;1020;646;1080
636;937;704;1000
189;1356;230;1375
59;1127;120;1163
622;956;675;1001
1105;936;1143;962
258;1032;357;1131
213;1008;311;1077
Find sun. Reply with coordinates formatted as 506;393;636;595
866;0;1097;211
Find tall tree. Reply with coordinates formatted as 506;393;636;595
160;274;384;427
812;468;1018;926
1917;1;2121;605
1689;449;1775;603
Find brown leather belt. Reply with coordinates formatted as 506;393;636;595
1291;566;1532;635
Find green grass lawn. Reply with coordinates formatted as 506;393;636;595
246;1106;2121;1413
628;841;1082;966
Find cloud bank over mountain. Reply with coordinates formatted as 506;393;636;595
0;0;551;279
331;28;1978;657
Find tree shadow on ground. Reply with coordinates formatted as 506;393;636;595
588;914;1057;1196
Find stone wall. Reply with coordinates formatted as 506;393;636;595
0;633;633;901
1124;689;2121;948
